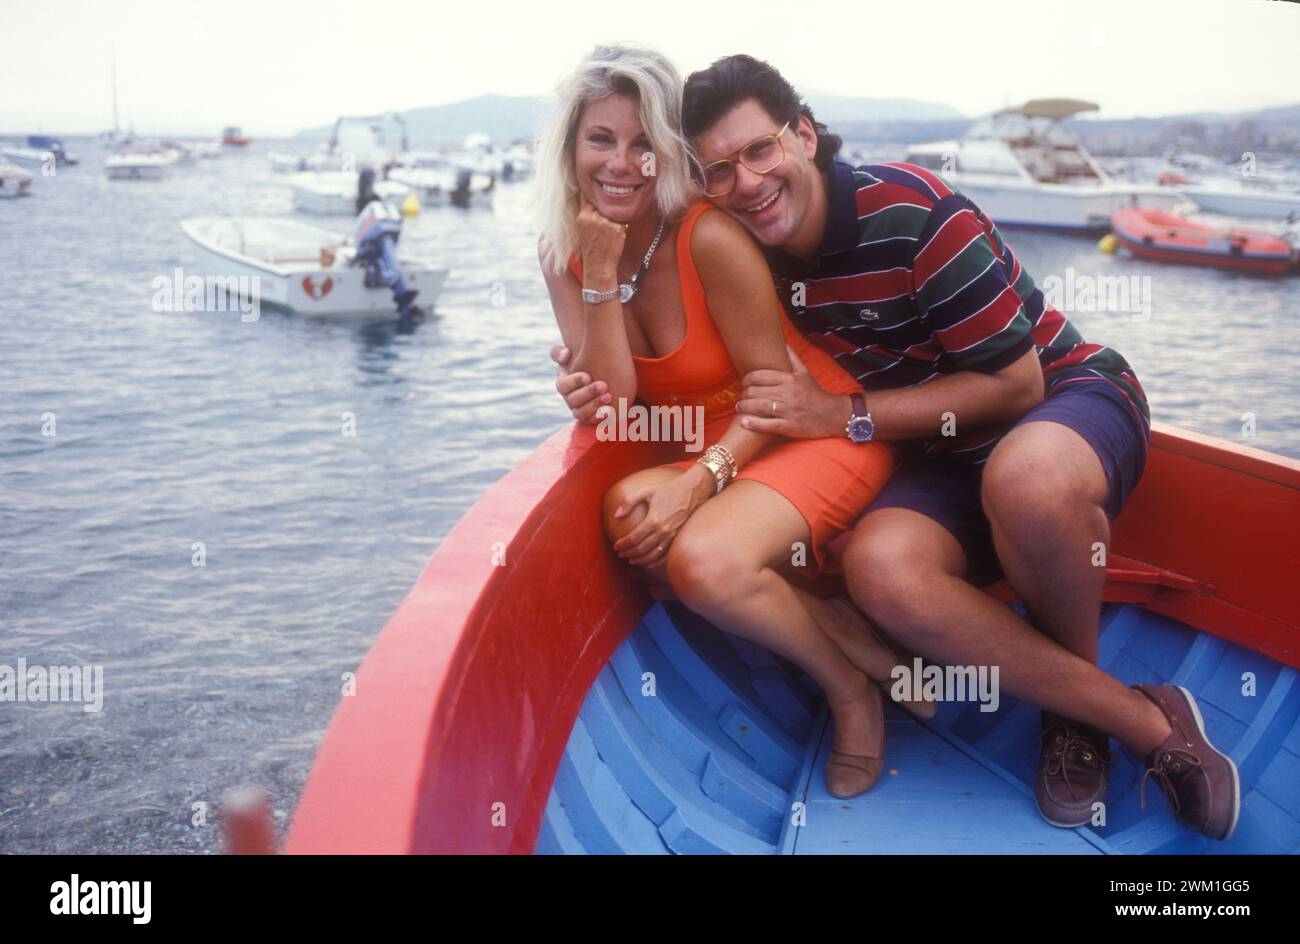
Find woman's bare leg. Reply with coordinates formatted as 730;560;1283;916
606;471;906;678
602;467;685;588
655;482;881;763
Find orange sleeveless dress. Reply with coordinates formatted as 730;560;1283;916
571;201;893;573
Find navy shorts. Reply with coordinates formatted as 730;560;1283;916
866;376;1150;583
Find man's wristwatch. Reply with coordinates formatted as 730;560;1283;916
846;392;875;443
582;284;634;305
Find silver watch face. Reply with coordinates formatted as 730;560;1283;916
848;415;875;443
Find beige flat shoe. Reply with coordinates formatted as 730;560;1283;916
825;596;937;720
825;683;886;799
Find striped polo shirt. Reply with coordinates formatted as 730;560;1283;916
766;160;1150;464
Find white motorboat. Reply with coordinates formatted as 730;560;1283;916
288;171;410;215
26;136;78;166
192;140;223;159
903;99;1180;233
179;215;448;316
0;144;56;172
160;140;197;164
498;143;534;182
1180;178;1300;221
270;150;348;174
0;162;34;197
105;149;174;180
386;165;494;208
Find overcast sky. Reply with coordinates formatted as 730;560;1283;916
2;0;1298;136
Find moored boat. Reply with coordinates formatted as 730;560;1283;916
222;126;252;146
104;149;174;180
903;100;1180;233
180;214;447;316
1110;208;1296;275
386;165;495;208
192;139;222;159
0;144;56;171
1180;180;1300;222
286;424;1300;854
269;150;346;174
288;171;411;216
26;135;78;166
0;162;34;197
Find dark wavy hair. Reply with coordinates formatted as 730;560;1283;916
682;54;842;172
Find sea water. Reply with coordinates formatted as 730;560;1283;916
0;138;1296;852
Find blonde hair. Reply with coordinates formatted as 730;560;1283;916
536;44;698;275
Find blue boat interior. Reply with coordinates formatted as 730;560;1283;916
537;600;1300;854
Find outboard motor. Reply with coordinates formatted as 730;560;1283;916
355;166;379;216
350;201;423;322
450;168;473;209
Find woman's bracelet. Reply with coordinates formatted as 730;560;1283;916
695;444;737;495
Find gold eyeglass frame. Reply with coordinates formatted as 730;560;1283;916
700;119;795;198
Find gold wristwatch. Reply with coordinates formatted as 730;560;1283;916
695;444;737;494
698;453;728;494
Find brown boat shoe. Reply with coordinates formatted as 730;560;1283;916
1133;684;1241;840
1035;711;1110;828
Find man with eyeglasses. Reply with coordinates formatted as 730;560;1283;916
551;54;1239;842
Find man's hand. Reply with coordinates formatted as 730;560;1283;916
551;344;612;425
737;346;850;439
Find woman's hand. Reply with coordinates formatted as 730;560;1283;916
576;199;626;283
611;466;714;567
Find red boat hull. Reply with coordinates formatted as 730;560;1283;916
1111;207;1295;275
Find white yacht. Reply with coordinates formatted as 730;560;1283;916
1180;177;1300;221
903;99;1179;233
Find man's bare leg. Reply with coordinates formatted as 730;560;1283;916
842;508;1171;757
981;421;1110;666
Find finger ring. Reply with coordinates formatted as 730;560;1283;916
656;544;666;553
771;400;777;417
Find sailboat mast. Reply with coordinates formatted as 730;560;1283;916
111;47;119;135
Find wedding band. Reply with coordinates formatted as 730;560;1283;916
656;544;666;553
771;400;777;417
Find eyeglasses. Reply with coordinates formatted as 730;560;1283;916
700;120;793;198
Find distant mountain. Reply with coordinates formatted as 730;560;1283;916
290;93;1300;158
294;94;553;144
293;90;965;144
802;90;966;123
1119;103;1300;125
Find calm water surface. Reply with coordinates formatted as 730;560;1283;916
1;138;1296;852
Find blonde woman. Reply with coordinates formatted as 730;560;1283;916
537;45;914;797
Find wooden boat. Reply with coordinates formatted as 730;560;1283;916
1111;208;1296;275
286;424;1300;854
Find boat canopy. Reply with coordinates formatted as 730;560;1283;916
998;99;1100;121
